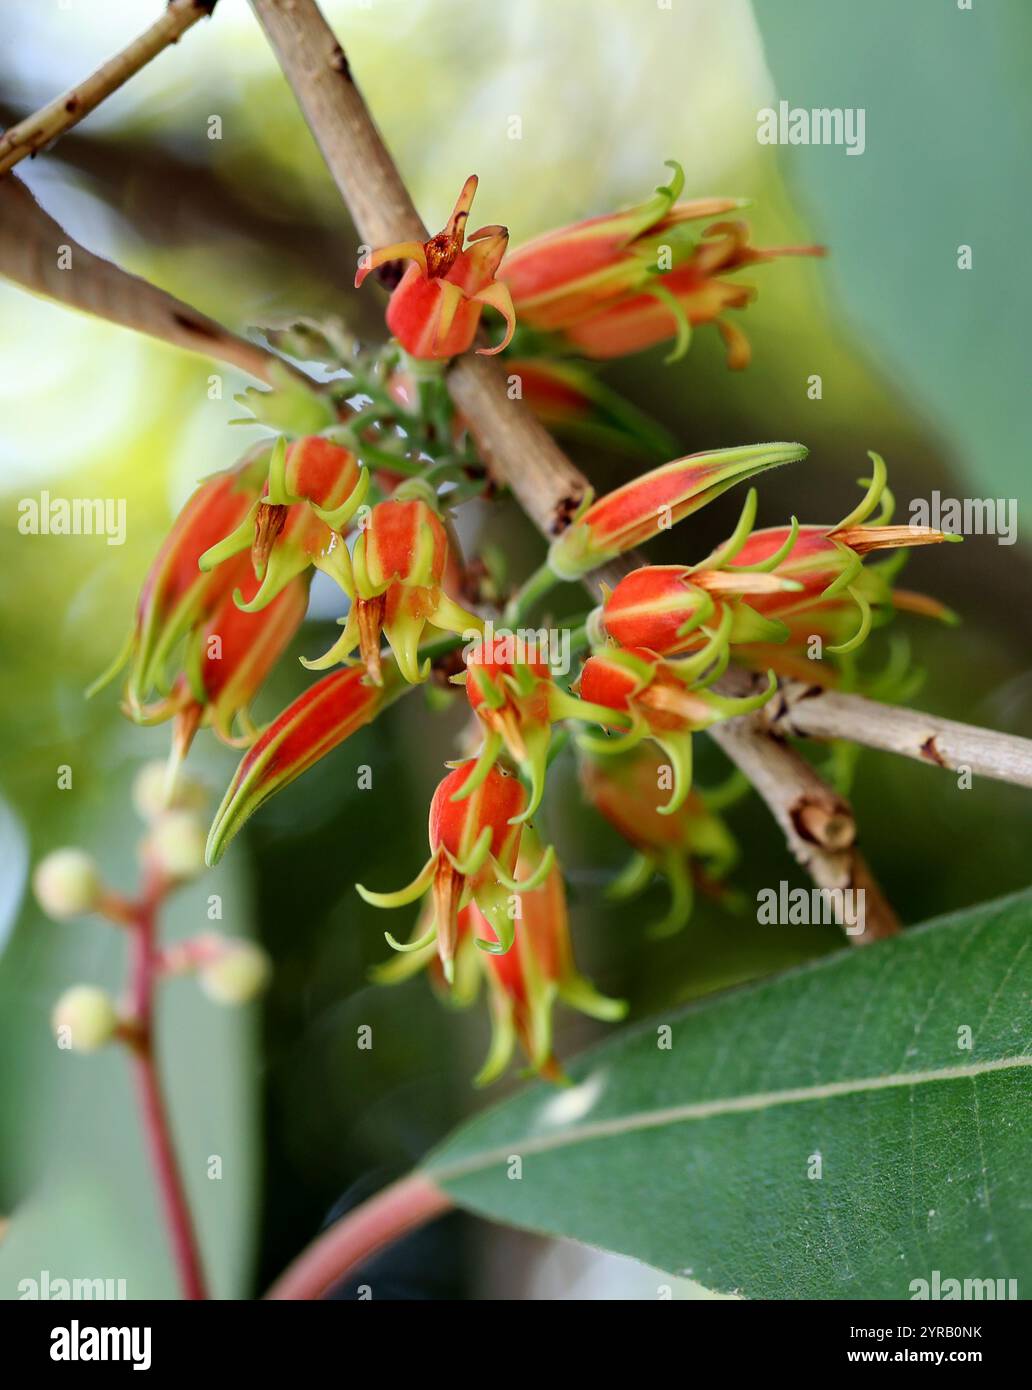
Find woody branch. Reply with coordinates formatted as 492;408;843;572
0;0;219;177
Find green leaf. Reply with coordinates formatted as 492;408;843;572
424;891;1032;1298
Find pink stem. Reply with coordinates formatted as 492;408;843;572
265;1173;453;1300
127;890;208;1300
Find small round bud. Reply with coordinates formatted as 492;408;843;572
51;985;119;1052
146;811;208;882
199;941;271;1005
33;849;102;920
132;761;206;822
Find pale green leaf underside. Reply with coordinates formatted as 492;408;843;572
425;892;1032;1298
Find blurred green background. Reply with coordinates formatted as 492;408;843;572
1;0;1029;1299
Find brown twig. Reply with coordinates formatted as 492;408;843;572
0;174;292;384
706;716;900;944
0;0;219;177
761;681;1032;789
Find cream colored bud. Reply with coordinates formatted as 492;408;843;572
51;985;119;1052
132;760;206;822
33;849;102;920
147;811;208;882
199;940;271;1005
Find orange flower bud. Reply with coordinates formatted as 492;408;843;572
547;443;807;578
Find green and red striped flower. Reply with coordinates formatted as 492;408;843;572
356;763;554;983
93;450;267;712
199;434;367;612
304;488;482;685
206;666;390;866
578;745;740;938
547;442;807;579
454;631;626;820
501;160;822;366
577;644;775;816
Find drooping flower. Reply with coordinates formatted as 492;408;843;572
578;745;740;938
132;571;309;769
199;434;367;611
473;830;625;1084
576;642;776;815
355;175;516;360
547;442;807;579
206;666;391;866
356;763;554;983
454;627;627;820
303;486;483;685
92;451;267;710
369;830;625;1085
501;160;823;365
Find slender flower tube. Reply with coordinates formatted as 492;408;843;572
369;831;624;1085
356;764;555;983
579;746;739;938
577;642;776;815
199;435;367;612
304;488;482;685
473;829;626;1085
455;631;628;821
547;442;807;579
92;452;267;710
206;666;390;866
355;175;516;359
501;160;823;365
137;572;309;770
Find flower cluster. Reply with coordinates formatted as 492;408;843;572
66;168;961;1087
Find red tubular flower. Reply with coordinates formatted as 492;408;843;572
93;452;267;710
600;556;799;658
547;442;807;579
355;175;516;360
199;434;367;611
501;160;823;365
694;453;960;661
473;830;626;1085
369;830;624;1086
578;745;740;937
304;486;482;685
455;627;626;820
356;764;555;983
206;666;389;866
577;644;775;816
175;573;309;752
